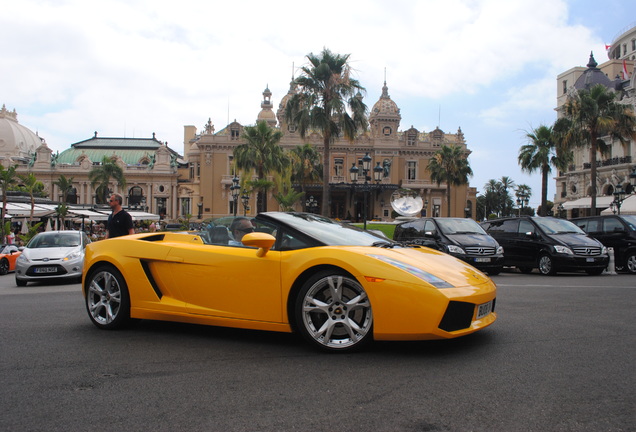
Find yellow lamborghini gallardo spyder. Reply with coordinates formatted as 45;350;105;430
83;212;497;352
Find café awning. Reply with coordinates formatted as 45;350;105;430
127;211;160;221
68;208;110;221
561;196;615;209
601;195;636;215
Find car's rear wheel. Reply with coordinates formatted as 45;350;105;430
295;271;373;352
85;264;131;330
625;252;636;274
0;258;9;275
538;254;556;275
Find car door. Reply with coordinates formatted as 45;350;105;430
601;217;627;257
163;243;283;323
514;219;540;267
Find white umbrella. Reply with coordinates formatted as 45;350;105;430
45;219;52;231
20;219;28;234
52;219;58;231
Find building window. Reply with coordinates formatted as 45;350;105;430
230;128;240;140
632;39;636;51
562;80;568;95
407;161;417;180
334;158;344;177
180;198;191;217
383;126;392;136
407;133;416;146
189;163;195;179
129;186;143;205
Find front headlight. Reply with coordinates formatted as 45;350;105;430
17;254;29;264
496;246;504;255
554;245;573;255
447;245;465;254
63;250;83;261
602;246;608;255
368;254;454;288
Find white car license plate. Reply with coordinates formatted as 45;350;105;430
476;301;493;319
475;257;491;263
586;258;594;262
35;267;57;274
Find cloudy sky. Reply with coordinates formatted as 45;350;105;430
3;0;635;209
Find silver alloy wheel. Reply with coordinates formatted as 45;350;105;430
538;255;554;275
300;274;373;350
87;270;123;326
626;253;636;274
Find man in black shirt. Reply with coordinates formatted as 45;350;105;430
105;193;134;239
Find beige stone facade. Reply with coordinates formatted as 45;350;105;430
180;81;478;221
555;25;636;217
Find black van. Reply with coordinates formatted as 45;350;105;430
393;217;504;275
480;216;608;275
570;214;636;274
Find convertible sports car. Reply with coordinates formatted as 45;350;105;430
83;212;497;352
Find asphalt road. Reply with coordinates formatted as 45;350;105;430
0;271;634;432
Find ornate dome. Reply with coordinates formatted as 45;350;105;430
574;52;613;90
0;104;43;160
370;82;400;117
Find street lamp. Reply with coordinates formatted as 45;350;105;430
613;184;625;215
516;191;529;216
306;195;318;214
197;201;203;219
241;189;250;216
557;203;564;218
230;175;240;217
350;154;384;229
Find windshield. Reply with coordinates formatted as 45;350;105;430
436;218;487;235
620;215;636;231
261;212;392;246
28;232;81;248
534;218;585;235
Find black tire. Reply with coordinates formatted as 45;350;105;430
538;254;556;275
15;278;27;287
85;264;131;330
294;270;373;352
0;258;9;276
518;267;533;274
625;252;636;274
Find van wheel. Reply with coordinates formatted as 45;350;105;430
538;254;556;275
625;252;636;274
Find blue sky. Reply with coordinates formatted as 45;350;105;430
2;0;635;209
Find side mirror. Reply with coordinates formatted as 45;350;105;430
242;232;276;257
524;231;535;238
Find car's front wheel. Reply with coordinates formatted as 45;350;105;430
538;254;556;275
295;271;373;352
85;264;131;330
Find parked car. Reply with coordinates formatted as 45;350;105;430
393;217;504;275
82;212;497;352
480;216;608;275
15;230;91;286
0;244;22;275
570;214;636;274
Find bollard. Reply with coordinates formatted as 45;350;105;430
604;247;617;275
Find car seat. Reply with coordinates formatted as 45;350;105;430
209;226;230;245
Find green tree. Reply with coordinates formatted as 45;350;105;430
234;120;288;213
53;174;75;203
518;125;569;216
0;164;19;243
285;48;368;216
427;145;473;217
55;202;69;231
560;83;636;213
88;156;126;204
289;143;322;210
18;173;45;223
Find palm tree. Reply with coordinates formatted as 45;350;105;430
234;120;287;213
427;145;473;217
53;175;75;203
289;143;322;209
514;184;533;215
0;164;19;243
560;83;636;213
499;176;516;217
18;173;45;223
483;179;503;217
273;164;305;212
285;48;368;216
518;125;569;216
88;156;126;204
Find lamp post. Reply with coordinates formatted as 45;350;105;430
241;189;250;216
197;201;203;219
613;184;625;215
516;191;529;216
349;153;384;230
230;175;240;217
557;203;564;218
306;195;318;214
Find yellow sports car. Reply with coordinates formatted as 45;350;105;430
83;212;497;352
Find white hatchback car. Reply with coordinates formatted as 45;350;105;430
15;230;91;286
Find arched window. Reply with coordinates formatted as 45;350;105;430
129;186;143;205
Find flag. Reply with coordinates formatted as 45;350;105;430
623;59;630;80
605;44;611;51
